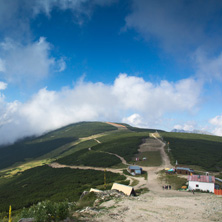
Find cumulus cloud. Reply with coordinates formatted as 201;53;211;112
122;113;145;128
209;115;222;136
113;74;202;115
0;37;56;84
0;74;202;144
125;0;222;53
0;82;7;90
194;49;222;82
173;123;195;132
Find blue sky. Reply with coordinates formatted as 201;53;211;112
0;0;222;144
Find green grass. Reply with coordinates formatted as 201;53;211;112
115;123;165;133
0;122;117;171
93;133;148;162
57;149;121;167
0;138;75;170
57;131;150;167
130;179;139;186
161;132;222;171
58;139;98;158
161;132;222;143
158;170;187;190
0;165;126;213
134;151;162;166
98;131;149;143
38;121;117;140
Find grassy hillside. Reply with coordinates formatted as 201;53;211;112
0;138;74;170
0;122;116;170
93;136;144;162
161;132;222;171
0;165;126;212
58;149;121;167
94;131;149;161
40;121;117;140
57;130;150;167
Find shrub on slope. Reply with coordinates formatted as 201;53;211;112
57;149;121;167
0;165;126;212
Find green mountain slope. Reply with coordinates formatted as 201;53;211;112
161;132;222;171
0;165;126;212
0;122;116;170
0;121;222;217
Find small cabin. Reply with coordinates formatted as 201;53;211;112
175;166;194;175
188;175;215;193
128;165;142;175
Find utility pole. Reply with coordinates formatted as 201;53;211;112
104;169;106;190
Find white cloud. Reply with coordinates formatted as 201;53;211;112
113;74;202;116
122;113;143;127
0;37;55;84
0;74;202;144
0;81;7;90
209;115;222;136
56;58;66;72
173;123;195;132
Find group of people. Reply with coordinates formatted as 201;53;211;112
162;185;171;190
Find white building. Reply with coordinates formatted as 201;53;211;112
188;175;215;193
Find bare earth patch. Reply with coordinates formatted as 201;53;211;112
96;192;222;222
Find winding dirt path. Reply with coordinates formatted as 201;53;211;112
49;133;171;191
49;162;121;174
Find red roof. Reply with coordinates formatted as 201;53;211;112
188;175;215;183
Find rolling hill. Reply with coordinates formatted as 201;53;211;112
0;122;117;170
161;132;222;171
0;121;222;219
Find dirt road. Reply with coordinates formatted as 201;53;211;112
96;192;222;222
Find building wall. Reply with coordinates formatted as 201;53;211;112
188;181;214;193
176;169;191;175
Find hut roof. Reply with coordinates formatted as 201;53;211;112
128;165;142;170
111;183;135;196
176;167;194;172
188;175;215;183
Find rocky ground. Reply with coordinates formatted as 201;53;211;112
95;191;222;222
